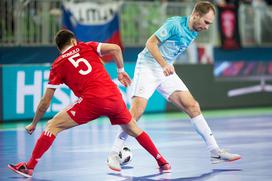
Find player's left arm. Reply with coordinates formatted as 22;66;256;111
100;43;131;87
25;88;56;135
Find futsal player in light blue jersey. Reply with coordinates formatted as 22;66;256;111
108;1;241;168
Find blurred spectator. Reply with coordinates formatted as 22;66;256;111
252;0;272;6
265;0;272;5
213;0;252;7
252;0;272;43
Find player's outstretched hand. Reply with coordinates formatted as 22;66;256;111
25;123;36;135
118;72;132;87
163;64;175;76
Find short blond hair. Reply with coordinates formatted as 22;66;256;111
192;1;216;16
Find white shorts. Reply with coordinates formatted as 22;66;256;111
131;64;189;100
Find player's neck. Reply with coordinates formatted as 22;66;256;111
188;16;194;31
61;45;74;54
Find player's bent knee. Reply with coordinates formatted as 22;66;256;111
130;107;144;121
45;119;62;135
193;101;201;111
122;119;142;137
130;98;147;121
126;128;141;137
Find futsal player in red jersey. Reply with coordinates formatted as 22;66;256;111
8;29;171;178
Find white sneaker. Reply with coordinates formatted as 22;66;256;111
211;149;241;164
107;152;121;171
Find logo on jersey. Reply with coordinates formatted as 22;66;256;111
174;46;186;56
159;29;168;38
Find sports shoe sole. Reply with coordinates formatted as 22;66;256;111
211;156;241;164
160;169;172;173
108;165;121;172
8;164;32;178
159;163;172;173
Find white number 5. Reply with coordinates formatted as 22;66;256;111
68;53;92;75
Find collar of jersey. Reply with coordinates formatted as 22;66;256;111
186;16;198;35
62;45;74;54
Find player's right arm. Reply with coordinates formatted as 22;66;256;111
87;41;131;87
100;43;132;87
146;20;176;76
25;88;55;135
100;43;124;69
146;35;174;76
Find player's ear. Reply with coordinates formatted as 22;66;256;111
192;12;200;20
71;38;77;46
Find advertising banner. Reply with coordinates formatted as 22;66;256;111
1;63;166;121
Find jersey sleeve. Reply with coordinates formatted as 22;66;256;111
47;66;63;89
86;41;102;56
154;20;177;43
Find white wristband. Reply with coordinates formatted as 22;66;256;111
117;67;125;73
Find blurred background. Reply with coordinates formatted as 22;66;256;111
0;0;272;122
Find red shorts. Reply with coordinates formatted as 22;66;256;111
66;96;132;125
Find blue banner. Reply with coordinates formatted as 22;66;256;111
2;64;77;120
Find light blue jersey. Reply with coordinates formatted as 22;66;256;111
138;16;198;67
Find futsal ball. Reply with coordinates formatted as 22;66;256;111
119;146;133;165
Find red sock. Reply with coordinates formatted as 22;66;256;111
136;131;167;166
27;131;56;169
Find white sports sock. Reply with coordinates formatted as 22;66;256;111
190;114;220;153
111;127;128;154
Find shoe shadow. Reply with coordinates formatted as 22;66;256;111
108;168;242;181
121;165;134;170
9;176;52;181
173;169;243;181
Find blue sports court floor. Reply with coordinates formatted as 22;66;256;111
0;107;272;181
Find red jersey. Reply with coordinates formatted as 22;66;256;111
47;42;120;98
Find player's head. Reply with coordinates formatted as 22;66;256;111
190;1;215;32
55;29;77;52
